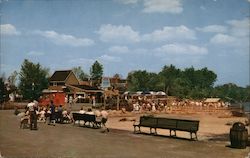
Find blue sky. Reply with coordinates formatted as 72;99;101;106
0;0;249;87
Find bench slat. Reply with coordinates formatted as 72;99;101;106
176;120;199;132
140;116;157;127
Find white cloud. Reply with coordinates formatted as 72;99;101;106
226;18;250;37
115;0;139;4
210;33;249;48
0;24;20;35
97;24;140;43
108;46;129;54
97;24;196;44
209;18;249;48
34;30;94;47
210;33;236;45
196;25;227;33
98;54;122;62
108;46;149;56
142;0;183;14
155;43;208;55
142;25;196;42
27;51;44;56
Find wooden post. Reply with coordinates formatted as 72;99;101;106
104;93;106;108
117;95;120;111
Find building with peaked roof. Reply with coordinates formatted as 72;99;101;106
49;70;79;86
39;70;103;106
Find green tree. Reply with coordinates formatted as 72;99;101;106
159;64;181;95
196;68;217;89
72;66;89;81
18;59;49;100
127;70;148;91
182;67;217;99
127;70;159;92
246;85;250;101
212;83;249;102
171;77;190;98
90;61;103;86
8;71;18;86
147;72;161;91
0;77;8;103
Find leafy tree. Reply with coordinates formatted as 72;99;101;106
246;85;250;101
72;66;89;81
182;67;217;90
127;70;159;92
126;64;247;100
159;64;181;95
171;77;190;98
8;71;18;86
147;72;161;91
181;67;217;99
212;83;249;102
196;68;217;89
18;59;49;100
90;61;103;86
0;77;8;103
127;70;145;91
182;67;196;89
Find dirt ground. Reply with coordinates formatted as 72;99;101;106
0;110;249;158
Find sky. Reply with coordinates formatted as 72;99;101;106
0;0;249;87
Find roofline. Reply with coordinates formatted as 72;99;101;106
50;70;80;84
50;70;72;82
64;71;80;85
65;84;103;93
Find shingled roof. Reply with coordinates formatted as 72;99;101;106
50;70;72;82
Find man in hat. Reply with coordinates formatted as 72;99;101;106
27;100;38;130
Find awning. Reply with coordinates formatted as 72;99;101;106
204;98;221;103
42;89;64;93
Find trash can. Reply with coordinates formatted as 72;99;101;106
230;122;248;149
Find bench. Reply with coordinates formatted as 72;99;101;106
72;113;101;128
133;116;199;140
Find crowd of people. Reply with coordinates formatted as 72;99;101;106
77;107;109;132
131;97;230;113
18;100;109;132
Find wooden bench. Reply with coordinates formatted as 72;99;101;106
133;116;199;140
72;113;101;128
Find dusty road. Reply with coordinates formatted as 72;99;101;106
0;110;249;158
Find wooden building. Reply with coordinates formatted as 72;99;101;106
39;70;103;106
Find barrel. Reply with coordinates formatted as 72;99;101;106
230;122;248;149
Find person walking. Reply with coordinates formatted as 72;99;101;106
48;100;56;126
100;108;109;132
27;100;38;130
92;96;96;108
